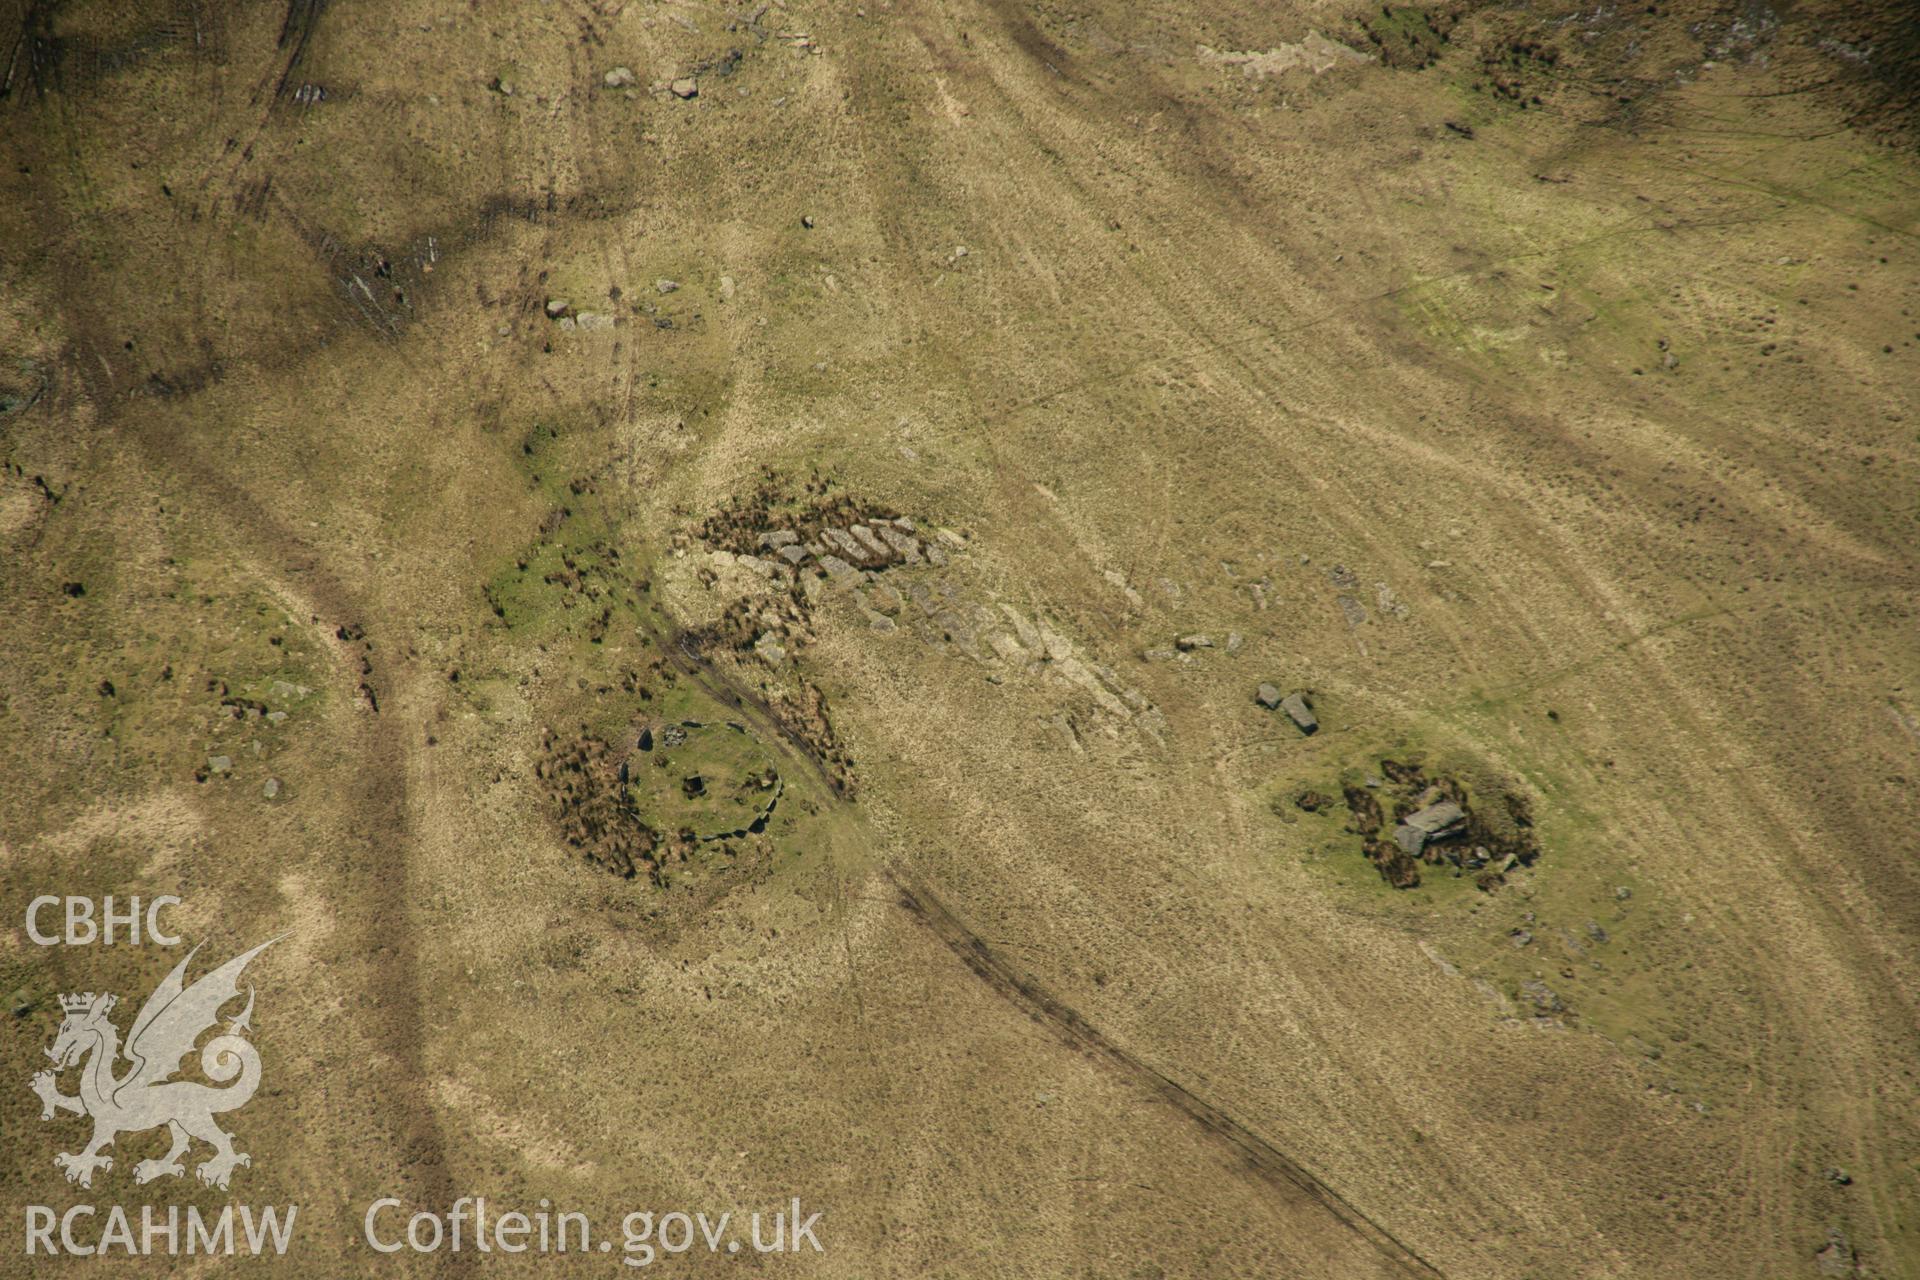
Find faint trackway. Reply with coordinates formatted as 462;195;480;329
22;151;465;1280
635;611;847;800
636;606;1444;1279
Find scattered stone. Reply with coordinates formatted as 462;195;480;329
1519;979;1564;1014
545;298;570;318
1278;692;1318;735
573;311;613;330
656;278;680;294
753;632;786;664
1255;682;1283;709
1508;928;1533;947
1337;594;1368;627
1825;1167;1852;1186
1225;631;1244;654
207;755;232;773
266;710;288;724
849;524;891;560
1615;886;1632;900
718;275;736;301
1175;634;1213;651
800;214;816;228
759;529;799;549
820;528;870;564
603;66;636;87
776;544;809;565
1815;1229;1858;1277
1334;762;1538;888
670;77;698;98
875;525;921;562
263;778;282;800
1584;920;1610;944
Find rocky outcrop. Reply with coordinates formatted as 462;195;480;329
1333;759;1540;890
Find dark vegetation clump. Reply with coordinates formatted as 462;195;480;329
691;466;901;558
537;728;663;882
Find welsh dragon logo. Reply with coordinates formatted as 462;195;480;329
30;938;279;1190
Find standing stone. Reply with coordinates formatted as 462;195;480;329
817;554;858;581
1278;692;1318;735
1405;800;1467;839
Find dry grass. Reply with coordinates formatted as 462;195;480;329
1;0;1915;1275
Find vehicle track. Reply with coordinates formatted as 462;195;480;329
636;593;1444;1278
887;868;1447;1279
9;84;467;1274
